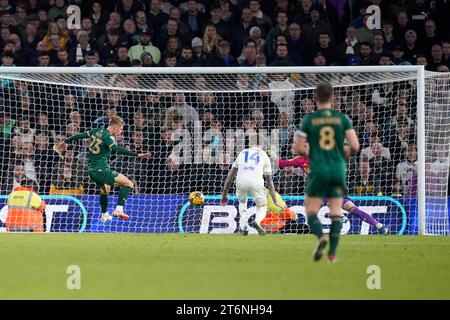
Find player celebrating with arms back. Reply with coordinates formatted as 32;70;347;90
296;83;360;262
60;116;151;222
221;133;283;236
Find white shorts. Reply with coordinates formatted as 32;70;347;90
236;181;267;207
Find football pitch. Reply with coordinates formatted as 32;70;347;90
0;234;449;300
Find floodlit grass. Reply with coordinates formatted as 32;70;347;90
0;234;449;299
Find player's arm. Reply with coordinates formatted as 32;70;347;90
220;167;238;206
64;131;90;143
110;143;151;158
344;129;360;159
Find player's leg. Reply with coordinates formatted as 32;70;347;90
100;184;112;222
251;185;268;236
328;197;344;263
306;196;328;261
342;198;389;234
236;182;250;235
112;173;134;220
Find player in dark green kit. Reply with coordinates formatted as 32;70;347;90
295;83;360;262
60;116;151;222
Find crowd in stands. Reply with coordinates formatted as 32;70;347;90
0;0;449;197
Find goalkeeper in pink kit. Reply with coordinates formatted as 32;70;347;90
275;156;390;234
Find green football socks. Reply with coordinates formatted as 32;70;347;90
118;186;132;206
329;216;343;256
100;194;108;213
307;213;323;239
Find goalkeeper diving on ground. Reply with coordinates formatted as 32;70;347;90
271;155;389;235
57;116;151;222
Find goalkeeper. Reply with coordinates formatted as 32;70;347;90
272;154;389;234
59;116;151;221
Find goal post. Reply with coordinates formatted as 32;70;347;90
0;66;448;235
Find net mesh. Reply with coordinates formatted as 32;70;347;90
0;68;448;235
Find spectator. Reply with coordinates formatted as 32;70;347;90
268;74;295;121
47;0;67;21
249;0;272;33
178;45;195;66
108;11;122;30
302;5;334;49
135;10;151;35
92;105;118;129
312;51;327;66
371;32;391;64
128;30;161;64
393;11;410;42
191;36;207;65
391;45;411;65
157;18;181;52
349;161;381;196
140;51;156;67
442;41;450;62
270;44;295;66
219;0;235;23
34;132;58;191
164;35;181;57
181;0;207;37
50;165;84;195
231;6;259;57
8;34;35;66
116;46;131;67
360;134;391;163
382;20;396;50
416;54;428;67
205;4;230;41
161;51;177;66
206;39;238;66
0;49;15;68
239;39;257;66
35;112;56;142
421;19;441;55
81;50;102;67
358;41;373;65
427;44;450;72
356;15;374;45
202;24;222;55
396;145;417;191
115;0;145;21
19;142;39;189
334;26;359;66
167;6;191;39
265;10;289;58
312;32;333;64
378;53;393;66
122;18;139;47
165;93;199;129
148;0;169;36
36;51;50;67
249;25;265;52
22;21;41;51
90;1;109;35
403;29;421;64
69;31;91;66
2;161;27;194
99;29;122;66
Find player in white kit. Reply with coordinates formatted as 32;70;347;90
221;134;283;235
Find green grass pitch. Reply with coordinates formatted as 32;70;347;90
0;234;449;299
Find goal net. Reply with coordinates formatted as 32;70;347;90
0;66;448;235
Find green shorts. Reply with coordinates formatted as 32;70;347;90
306;169;347;198
89;167;119;189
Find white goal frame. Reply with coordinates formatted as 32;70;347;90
0;65;430;234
